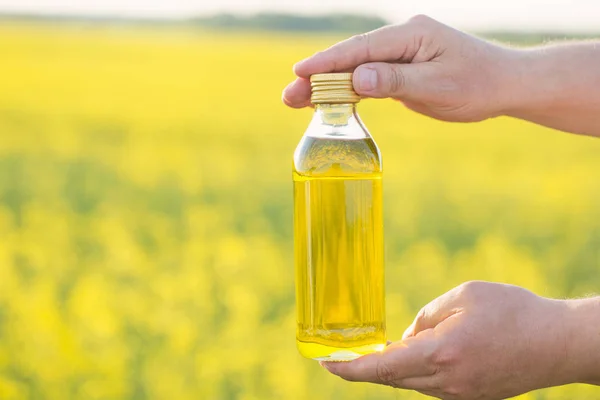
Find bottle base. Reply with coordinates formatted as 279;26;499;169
297;341;385;361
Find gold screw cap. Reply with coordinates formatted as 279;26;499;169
310;73;361;104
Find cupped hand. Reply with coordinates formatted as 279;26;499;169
322;281;576;400
282;15;518;123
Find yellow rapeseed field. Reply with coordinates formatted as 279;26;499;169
0;22;599;399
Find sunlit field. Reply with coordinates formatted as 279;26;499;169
0;22;599;399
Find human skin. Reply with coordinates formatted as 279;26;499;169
320;281;600;399
282;15;600;137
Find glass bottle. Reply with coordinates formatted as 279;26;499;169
293;73;386;361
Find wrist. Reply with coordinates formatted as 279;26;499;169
494;47;549;119
528;297;599;389
529;298;576;389
480;46;524;119
563;297;600;385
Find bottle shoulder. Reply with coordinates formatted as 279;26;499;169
293;135;382;177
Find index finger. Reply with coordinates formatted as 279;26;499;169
321;334;437;385
293;23;418;78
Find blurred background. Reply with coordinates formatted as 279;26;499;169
0;1;599;399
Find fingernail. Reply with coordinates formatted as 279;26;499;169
355;67;378;92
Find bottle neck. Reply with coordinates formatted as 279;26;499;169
305;102;368;139
314;103;357;126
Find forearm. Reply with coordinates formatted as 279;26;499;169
501;42;600;137
563;297;600;385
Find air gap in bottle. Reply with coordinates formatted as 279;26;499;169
293;72;386;361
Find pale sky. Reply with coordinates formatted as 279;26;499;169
0;0;599;32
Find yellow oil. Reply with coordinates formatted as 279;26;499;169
293;136;386;361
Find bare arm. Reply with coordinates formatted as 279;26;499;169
505;43;600;136
282;15;600;137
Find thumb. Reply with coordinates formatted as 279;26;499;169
353;62;433;100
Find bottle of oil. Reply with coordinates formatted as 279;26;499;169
293;73;385;361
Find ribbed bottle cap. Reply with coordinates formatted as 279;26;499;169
310;73;361;104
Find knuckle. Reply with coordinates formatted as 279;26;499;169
437;368;481;399
425;341;443;374
350;33;372;59
442;382;478;400
387;65;405;94
350;33;369;43
456;280;486;299
313;50;327;60
408;14;434;27
433;342;460;368
430;374;462;399
441;383;463;398
427;336;467;375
